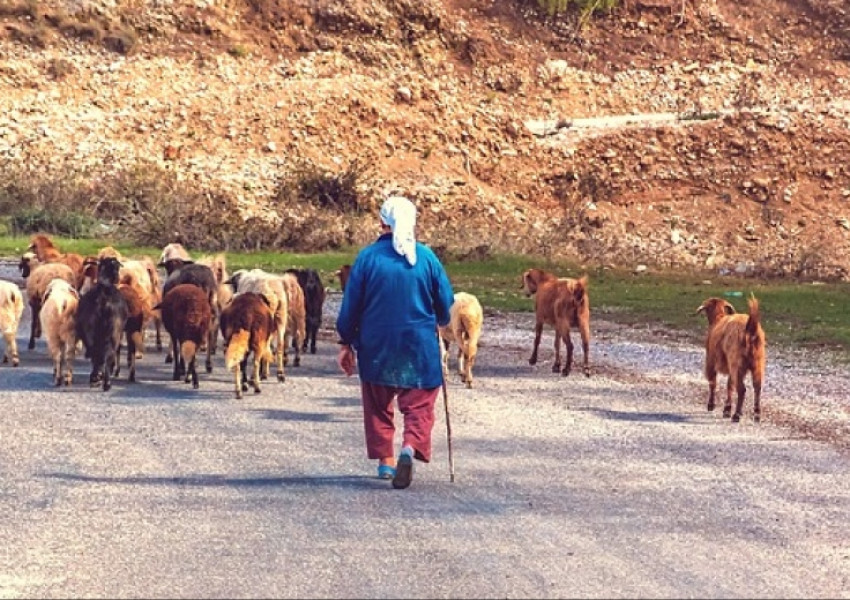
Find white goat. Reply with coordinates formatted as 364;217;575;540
0;279;25;367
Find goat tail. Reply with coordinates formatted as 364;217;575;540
745;295;761;336
225;329;250;370
180;340;198;366
573;275;589;306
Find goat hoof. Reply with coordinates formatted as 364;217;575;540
754;414;761;423
723;408;732;418
193;382;199;390
277;373;285;382
1;356;7;363
731;414;741;423
583;368;591;377
206;364;213;374
28;342;35;350
528;358;537;366
103;382;112;392
165;355;173;364
707;403;715;412
253;388;261;394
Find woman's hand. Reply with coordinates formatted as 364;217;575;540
337;344;356;376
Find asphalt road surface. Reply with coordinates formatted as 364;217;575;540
1;274;849;598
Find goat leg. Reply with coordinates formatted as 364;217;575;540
529;323;543;365
731;376;747;423
551;331;562;373
723;376;734;418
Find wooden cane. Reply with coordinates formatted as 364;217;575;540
437;329;456;483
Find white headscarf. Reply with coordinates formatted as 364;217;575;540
379;195;418;266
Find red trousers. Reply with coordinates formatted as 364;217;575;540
360;382;439;463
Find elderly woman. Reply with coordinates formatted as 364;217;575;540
336;195;455;489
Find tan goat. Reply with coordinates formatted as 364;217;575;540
0;279;25;367
521;268;591;377
39;278;79;386
439;292;484;388
696;295;766;423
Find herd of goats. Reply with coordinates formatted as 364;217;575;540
0;234;766;422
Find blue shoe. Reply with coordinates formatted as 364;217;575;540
377;464;396;480
392;453;414;489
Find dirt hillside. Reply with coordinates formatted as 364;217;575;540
1;0;849;279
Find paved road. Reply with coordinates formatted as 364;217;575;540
0;275;849;598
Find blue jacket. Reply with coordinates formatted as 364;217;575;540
336;233;455;389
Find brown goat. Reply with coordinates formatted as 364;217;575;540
336;264;352;292
696;296;767;423
116;271;153;383
219;292;276;399
27;234;85;291
158;283;212;389
521;268;591;377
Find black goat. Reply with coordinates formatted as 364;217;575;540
286;268;325;354
75;256;128;391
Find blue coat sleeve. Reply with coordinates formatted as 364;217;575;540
429;251;455;328
335;259;364;347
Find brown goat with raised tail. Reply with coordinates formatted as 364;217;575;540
521;268;591;377
696;295;766;423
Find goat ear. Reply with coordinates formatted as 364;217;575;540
695;304;707;314
723;303;736;315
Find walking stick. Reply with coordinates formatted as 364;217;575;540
437;329;456;483
442;376;455;483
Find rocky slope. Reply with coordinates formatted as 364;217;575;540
1;0;849;279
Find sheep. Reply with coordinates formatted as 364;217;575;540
21;253;76;351
281;271;306;367
438;292;484;389
38;278;79;386
521;268;591;377
75;256;129;391
161;260;218;371
695;295;767;423
26;233;86;290
336;264;352;292
286;268;325;355
226;269;289;381
115;270;153;383
219;292;276;399
0;279;25;367
95;246;163;356
157;283;212;389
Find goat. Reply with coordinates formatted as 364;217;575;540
438;292;484;389
336;264;352;292
21;253;76;351
75;256;129;391
39;278;79;386
158;242;194;276
96;246;163;355
157;283;212;389
227;269;289;381
0;279;25;367
696;295;767;423
286;268;325;355
27;233;86;290
161;260;218;371
281;271;306;367
219;292;276;399
521;268;591;377
196;253;233;354
115;271;153;383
